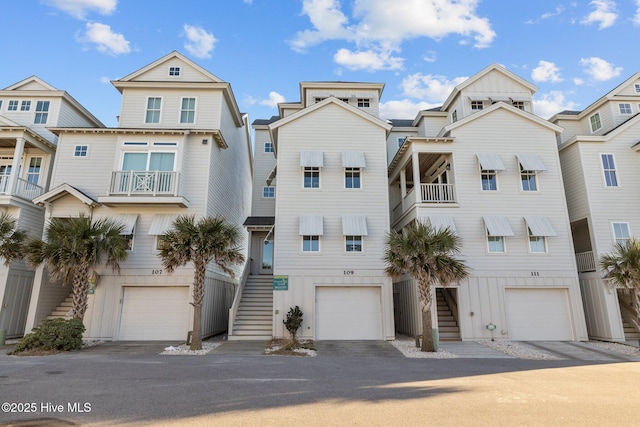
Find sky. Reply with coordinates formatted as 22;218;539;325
2;0;640;128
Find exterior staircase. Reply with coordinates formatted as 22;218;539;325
622;319;640;340
436;288;461;341
228;275;273;340
47;295;73;320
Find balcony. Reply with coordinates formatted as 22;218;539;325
98;170;189;207
576;251;596;273
0;175;44;200
420;183;456;203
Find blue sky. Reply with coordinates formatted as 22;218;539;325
2;0;639;127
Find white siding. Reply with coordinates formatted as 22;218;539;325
251;127;277;216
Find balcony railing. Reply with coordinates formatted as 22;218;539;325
420;183;456;203
0;175;44;200
109;171;178;196
576;251;596;273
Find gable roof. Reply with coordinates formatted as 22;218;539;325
3;76;57;91
33;183;99;207
440;101;563;136
116;51;224;83
441;64;538;111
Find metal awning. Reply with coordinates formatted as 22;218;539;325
93;213;138;235
477;154;506;171
266;165;277;186
517;154;547;171
510;96;529;102
428;215;457;232
489;95;511;102
300;151;324;168
468;95;490;101
341;215;368;236
483;216;514;236
524;216;557;237
342;151;366;168
299;215;323;235
148;214;179;235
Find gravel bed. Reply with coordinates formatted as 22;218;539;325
587;340;640;359
390;335;457;358
160;340;222;355
475;340;559;360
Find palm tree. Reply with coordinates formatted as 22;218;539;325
384;222;469;352
0;212;27;265
600;238;640;333
27;214;128;321
157;215;245;351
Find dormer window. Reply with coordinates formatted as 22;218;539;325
169;66;181;77
452;110;458;122
512;101;525;110
471;101;484;111
635;84;640;93
338;98;349;103
357;98;370;108
314;97;326;103
619;103;632;115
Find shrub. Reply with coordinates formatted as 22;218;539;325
283;306;303;341
15;318;85;354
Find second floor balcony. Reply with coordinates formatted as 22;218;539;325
0;175;44;200
98;170;189;207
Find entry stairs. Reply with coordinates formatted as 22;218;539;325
228;275;273;340
623;319;640;340
47;294;73;320
436;288;461;341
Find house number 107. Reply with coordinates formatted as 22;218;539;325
152;269;163;275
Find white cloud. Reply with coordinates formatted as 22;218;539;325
422;51;437;63
245;91;286;108
183;24;217;59
290;0;496;67
99;76;110;84
43;0;117;19
533;91;580;119
243;0;253;4
379;99;439;120
79;22;130;55
531;61;563;83
634;0;640;25
525;5;564;24
334;48;403;71
579;57;622;81
573;77;585;85
581;0;618;29
400;73;468;102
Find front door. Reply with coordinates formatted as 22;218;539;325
260;238;273;274
0;157;13;193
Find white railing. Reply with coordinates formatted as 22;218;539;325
227;262;252;336
420;183;456;203
576;251;596;273
0;175;10;194
109;171;178;196
15;178;43;199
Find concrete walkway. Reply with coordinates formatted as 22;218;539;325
209;340;271;356
314;340;404;357
439;341;515;358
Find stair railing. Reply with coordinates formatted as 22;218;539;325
618;297;640;333
442;288;459;325
228;261;251;336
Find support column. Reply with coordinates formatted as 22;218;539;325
411;152;421;203
7;138;25;196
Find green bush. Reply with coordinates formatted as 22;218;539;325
283;306;303;341
15;318;85;353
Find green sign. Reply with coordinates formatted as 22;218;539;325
273;275;288;290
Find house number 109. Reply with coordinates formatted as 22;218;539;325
344;270;354;275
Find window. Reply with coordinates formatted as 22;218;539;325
338;98;349;103
590;113;602;132
512;101;525;110
0;100;2;110
169;66;181;76
180;97;195;123
520;166;537;191
345;235;362;252
345;167;361;189
121;151;176;192
601;154;618;187
397;137;405;148
487;236;505;253
123;151;175;171
303;167;320;188
155;235;168;251
452;110;458;122
481;169;497;191
302;235;319;252
635;84;640;93
20;101;31;111
145;97;162;123
34;101;50;124
357;98;370;108
471;101;484;110
74;145;88;157
264;142;274;153
27;157;42;184
124;232;134;251
612;222;630;246
528;228;547;253
262;186;275;198
8;100;18;111
314;97;326;103
619;103;632;114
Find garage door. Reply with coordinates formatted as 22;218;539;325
119;286;190;340
316;287;382;340
505;288;573;341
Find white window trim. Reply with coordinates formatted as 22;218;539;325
480;169;499;192
179;97;197;124
26;156;44;185
121;150;177;172
520;167;539;192
487;235;506;254
264;142;274;153
345;235;364;253
611;222;631;246
600;153;620;188
73;145;90;158
301;235;321;253
262;186;275;198
527;229;548;254
7;100;18;111
590;112;602;133
168;66;181;77
144;96;163;124
619;103;632;115
344;167;362;189
303;166;321;189
34;100;50;124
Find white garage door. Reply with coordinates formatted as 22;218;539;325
505;288;573;341
119;286;190;340
316;286;382;340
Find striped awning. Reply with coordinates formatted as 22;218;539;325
148;214;179;235
477;154;506;171
341;215;368;236
428;215;457;232
299;215;323;235
300;151;324;168
342;151;366;168
517;154;547;171
483;216;514;236
93;213;138;235
524;216;557;237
